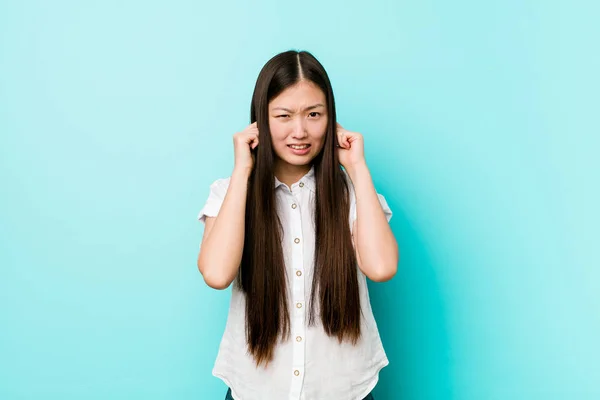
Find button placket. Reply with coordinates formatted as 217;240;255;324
288;192;305;400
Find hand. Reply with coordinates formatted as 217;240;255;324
233;122;259;175
336;122;366;170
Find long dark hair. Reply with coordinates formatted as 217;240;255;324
239;50;360;366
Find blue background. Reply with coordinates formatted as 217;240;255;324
1;0;598;399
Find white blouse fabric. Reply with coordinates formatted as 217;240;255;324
197;166;393;400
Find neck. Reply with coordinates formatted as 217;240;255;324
274;160;311;187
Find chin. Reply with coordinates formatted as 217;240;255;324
275;152;314;166
282;157;314;166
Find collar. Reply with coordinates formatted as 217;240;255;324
273;165;316;193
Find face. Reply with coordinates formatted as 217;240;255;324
268;80;328;168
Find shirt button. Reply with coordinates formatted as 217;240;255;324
296;270;302;277
299;182;304;188
294;238;300;244
296;336;302;342
296;302;302;308
294;370;300;376
291;203;297;209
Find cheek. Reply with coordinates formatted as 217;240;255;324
310;124;328;143
314;119;328;138
309;131;327;153
268;124;287;144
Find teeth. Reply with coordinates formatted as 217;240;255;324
290;145;309;150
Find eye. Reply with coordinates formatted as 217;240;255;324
276;114;290;118
308;112;321;118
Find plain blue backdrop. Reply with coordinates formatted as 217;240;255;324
1;0;598;399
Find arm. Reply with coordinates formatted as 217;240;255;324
198;122;259;289
197;168;250;289
347;162;399;282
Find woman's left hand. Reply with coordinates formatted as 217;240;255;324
336;122;366;169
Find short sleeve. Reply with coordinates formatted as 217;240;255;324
344;170;393;227
376;193;393;222
197;177;231;224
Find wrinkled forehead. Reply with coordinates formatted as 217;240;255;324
268;81;326;111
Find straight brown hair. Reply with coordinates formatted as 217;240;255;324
238;50;360;366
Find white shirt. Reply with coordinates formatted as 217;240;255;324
197;166;393;400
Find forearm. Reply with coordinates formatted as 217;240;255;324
198;168;249;288
346;162;399;281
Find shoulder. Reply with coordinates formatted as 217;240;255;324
341;167;393;222
197;176;231;223
205;176;232;200
203;175;232;205
209;176;231;192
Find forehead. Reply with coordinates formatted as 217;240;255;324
269;81;326;108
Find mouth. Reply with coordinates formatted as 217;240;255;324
287;144;311;150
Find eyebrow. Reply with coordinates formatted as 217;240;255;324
271;103;325;113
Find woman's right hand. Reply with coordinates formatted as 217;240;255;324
232;122;259;176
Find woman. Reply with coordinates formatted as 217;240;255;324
197;49;399;400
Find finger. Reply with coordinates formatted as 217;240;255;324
338;132;350;149
247;130;259;139
245;123;258;133
245;135;258;146
336;132;344;148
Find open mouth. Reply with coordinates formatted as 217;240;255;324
287;144;311;150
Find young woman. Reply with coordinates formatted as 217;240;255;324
196;50;399;400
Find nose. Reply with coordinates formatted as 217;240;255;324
291;118;308;139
